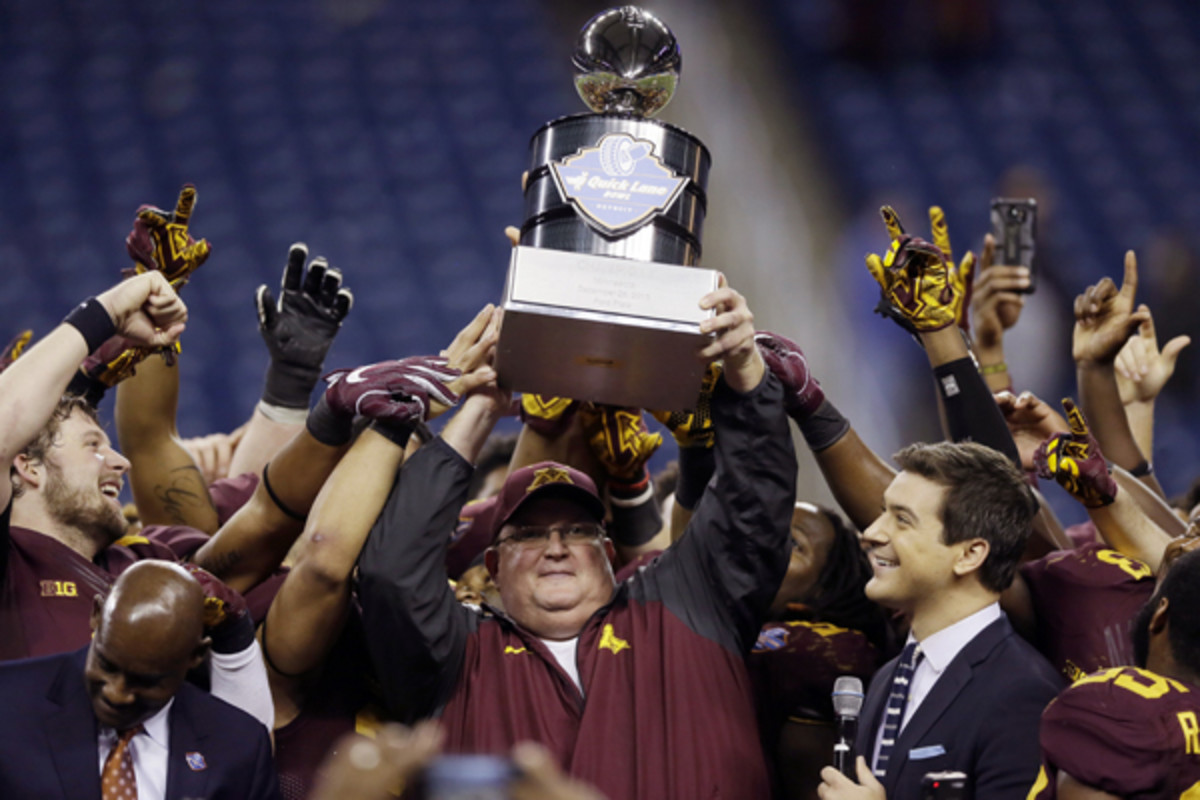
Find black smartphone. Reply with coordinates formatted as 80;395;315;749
921;770;967;800
989;197;1037;292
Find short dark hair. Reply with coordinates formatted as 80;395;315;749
1156;548;1200;677
10;395;99;498
893;441;1034;593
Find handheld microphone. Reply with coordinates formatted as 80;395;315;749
832;675;865;777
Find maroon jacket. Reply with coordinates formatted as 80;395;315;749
358;375;797;800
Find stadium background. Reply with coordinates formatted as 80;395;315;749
2;0;1198;525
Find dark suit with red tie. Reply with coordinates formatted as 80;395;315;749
0;647;279;799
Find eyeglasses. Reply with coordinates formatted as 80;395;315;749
495;523;606;548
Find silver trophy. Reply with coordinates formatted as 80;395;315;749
496;6;718;411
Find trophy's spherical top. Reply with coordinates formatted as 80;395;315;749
572;6;680;118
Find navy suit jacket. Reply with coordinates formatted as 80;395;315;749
0;647;279;799
856;616;1062;800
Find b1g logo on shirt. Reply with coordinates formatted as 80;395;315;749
40;580;78;598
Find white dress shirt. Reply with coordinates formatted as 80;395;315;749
97;699;173;800
872;603;1003;767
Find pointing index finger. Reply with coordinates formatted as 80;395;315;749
173;184;197;226
1120;250;1139;303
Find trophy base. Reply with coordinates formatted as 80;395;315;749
497;246;718;411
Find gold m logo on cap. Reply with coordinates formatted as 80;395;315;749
527;466;574;492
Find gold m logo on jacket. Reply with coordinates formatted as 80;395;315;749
598;624;630;655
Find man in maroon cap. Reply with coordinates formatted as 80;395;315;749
357;282;798;800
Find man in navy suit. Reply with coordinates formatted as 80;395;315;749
0;559;279;799
820;441;1062;800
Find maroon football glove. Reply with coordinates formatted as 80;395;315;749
125;184;211;288
754;331;826;419
180;563;254;654
1033;398;1118;508
323;356;461;426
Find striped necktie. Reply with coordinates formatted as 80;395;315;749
101;725;142;800
874;641;922;778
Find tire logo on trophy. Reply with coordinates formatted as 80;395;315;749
550;133;689;236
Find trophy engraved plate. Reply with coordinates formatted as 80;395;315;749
496;6;716;409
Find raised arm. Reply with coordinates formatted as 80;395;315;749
1072;252;1160;495
649;282;797;651
115;185;217;531
1034;399;1173;572
0;273;188;514
1113;306;1189;474
969;233;1030;392
230;244;354;478
260;308;496;694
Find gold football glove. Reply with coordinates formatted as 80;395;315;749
579;405;663;482
865;205;975;333
651;361;721;449
519;394;581;438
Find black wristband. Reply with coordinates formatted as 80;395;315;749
797;398;851;453
62;297;116;355
675;446;715;511
370;419;413;449
209;612;256;655
608;488;663;547
1129;460;1154;478
261;461;306;522
305;394;354;447
262;361;321;409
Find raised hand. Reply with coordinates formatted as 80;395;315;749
865;205;975;333
438;304;502;414
125;184;211;288
1033;398;1118;508
1114;305;1190;405
995;390;1069;472
97;271;188;349
1072;251;1152;365
699;275;763;392
969;233;1029;350
754;330;826;420
652;362;721;449
256;243;354;409
579;405;662;482
323;356;462;428
520;394;581;438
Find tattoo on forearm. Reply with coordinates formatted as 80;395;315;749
198;548;242;578
151;466;217;526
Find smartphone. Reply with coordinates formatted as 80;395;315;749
921;771;967;800
989;197;1037;292
423;754;514;799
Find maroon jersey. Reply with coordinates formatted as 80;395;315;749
749;620;880;736
1020;541;1154;681
0;504;178;661
1031;667;1200;799
274;618;380;800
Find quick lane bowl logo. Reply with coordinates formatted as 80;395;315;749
550;133;688;235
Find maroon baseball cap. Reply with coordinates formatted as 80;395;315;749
489;461;606;541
